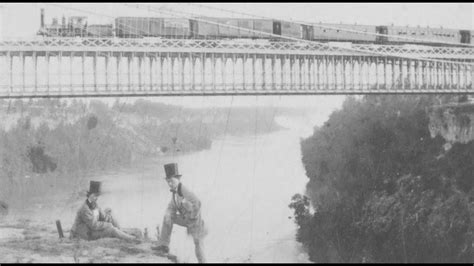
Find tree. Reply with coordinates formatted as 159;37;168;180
295;95;473;262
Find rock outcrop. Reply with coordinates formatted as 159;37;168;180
428;102;474;145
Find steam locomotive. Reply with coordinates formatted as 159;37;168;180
37;9;473;46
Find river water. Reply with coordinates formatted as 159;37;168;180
95;115;313;263
4;114;314;263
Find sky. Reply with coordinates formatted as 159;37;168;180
0;3;472;116
1;2;472;39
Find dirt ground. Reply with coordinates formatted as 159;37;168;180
0;218;174;263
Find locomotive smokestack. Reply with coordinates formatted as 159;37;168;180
40;8;44;28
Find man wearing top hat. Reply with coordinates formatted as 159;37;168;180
153;163;208;263
70;180;139;242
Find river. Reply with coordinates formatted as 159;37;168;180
96;115;312;263
4;114;314;263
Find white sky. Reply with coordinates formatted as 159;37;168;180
0;3;472;112
1;2;473;39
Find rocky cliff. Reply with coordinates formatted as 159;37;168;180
428;101;474;146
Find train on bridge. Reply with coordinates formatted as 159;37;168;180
36;9;473;47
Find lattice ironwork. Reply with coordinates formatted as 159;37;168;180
1;37;474;59
1;83;473;99
1;37;474;98
352;44;474;60
2;85;473;98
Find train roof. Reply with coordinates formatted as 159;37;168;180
109;16;473;32
115;16;187;19
88;24;113;27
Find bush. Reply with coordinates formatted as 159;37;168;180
293;95;473;262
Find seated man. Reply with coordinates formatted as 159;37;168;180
70;180;140;242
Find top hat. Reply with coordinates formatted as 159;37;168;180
87;181;102;195
164;163;182;179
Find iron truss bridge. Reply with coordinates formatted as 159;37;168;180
0;38;473;98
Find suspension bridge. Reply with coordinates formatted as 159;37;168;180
1;4;474;98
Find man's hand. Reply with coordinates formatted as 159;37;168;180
103;208;115;224
182;200;198;221
105;222;114;229
182;199;192;210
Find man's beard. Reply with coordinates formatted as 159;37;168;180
88;199;98;209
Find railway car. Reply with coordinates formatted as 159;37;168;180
211;18;273;39
190;17;219;38
384;25;461;45
311;23;377;43
115;17;153;38
213;18;240;38
162;18;192;38
148;18;164;36
427;27;462;44
252;19;274;38
461;30;472;44
278;21;302;39
191;18;276;39
238;19;256;38
116;17;192;38
232;19;274;39
38;9;474;47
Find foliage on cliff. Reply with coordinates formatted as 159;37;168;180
291;95;473;263
0;99;283;202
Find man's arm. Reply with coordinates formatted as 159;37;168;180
181;186;201;220
98;208;106;221
99;208;120;228
166;199;177;215
81;208;112;231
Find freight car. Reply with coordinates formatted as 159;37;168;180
311;23;377;43
381;25;469;45
115;17;192;38
113;17;474;45
188;18;275;39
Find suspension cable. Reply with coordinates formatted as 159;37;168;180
249;95;259;260
172;97;184;160
208;95;234;210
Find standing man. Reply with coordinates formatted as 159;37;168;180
153;163;208;263
70;180;140;242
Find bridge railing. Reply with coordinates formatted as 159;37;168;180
1;37;473;97
1;38;474;59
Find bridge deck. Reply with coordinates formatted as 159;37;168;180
1;38;474;60
1;38;473;98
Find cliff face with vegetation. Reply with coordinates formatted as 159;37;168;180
291;95;473;263
428;101;474;145
0;98;284;207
